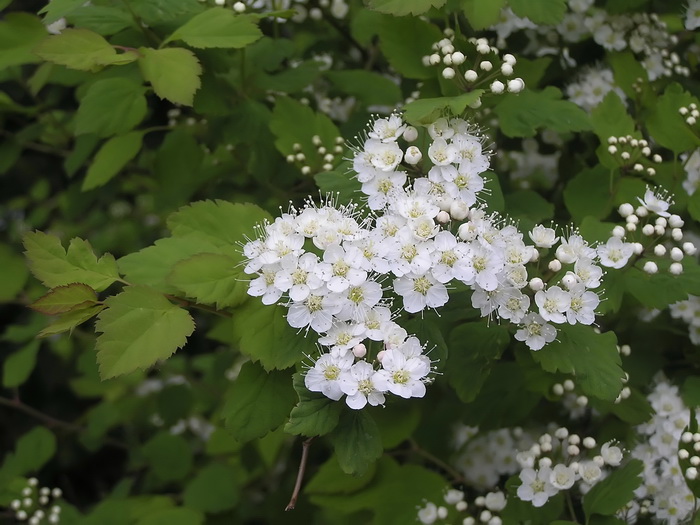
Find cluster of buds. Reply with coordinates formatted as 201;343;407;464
417;488;507;525
616;188;697;275
606;135;660;176
285;135;345;175
422;30;525;102
9;478;62;524
679;103;700;127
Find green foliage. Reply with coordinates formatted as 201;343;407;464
377;15;442;79
0;13;47;70
164;8;262;49
509;0;567;25
460;0;506;29
368;0;447;16
33;28;138;71
95;286;195;379
563;166;614;222
331;410;383;475
30;283;98;314
286;373;342;437
583;459;643;518
74;78;147;137
0;427;56;487
2;340;40;388
138;47;202;106
647;83;700;154
168;253;248;309
83;131;144;190
403;91;485;125
183;463;241;512
142;432;193;482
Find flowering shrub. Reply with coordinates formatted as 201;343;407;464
3;0;700;523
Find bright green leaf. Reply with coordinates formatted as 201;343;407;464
168;253;248;309
66;6;134;36
377;15;442;79
2;340;40;388
38;304;105;338
183;463;241;513
30;283;98;315
39;0;88;23
83;131;144;190
285;372;342;437
223;362;295;442
75;78;147;137
403;91;485;125
590;91;636;143
166;8;262;49
0;427;56;486
531;325;623;402
460;0;506;29
34;29;137;71
0;13;47;70
368;0;446;16
583;459;643;518
95;286;195;379
509;0;567;25
23;231;120;292
0;244;29;301
331;410;383;476
138;47;202;106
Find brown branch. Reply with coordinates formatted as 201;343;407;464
285;437;315;511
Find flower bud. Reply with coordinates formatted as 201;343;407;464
507;78;525;93
405;145;422;165
501;63;513;76
403;126;418;142
479;60;493;71
672;228;683;241
352;343;367;358
643;261;658;274
642;224;655;236
233;1;246;12
683;242;697;255
450;200;469;221
548;259;562;272
612;225;625;238
653;244;666;256
451;51;465;64
442;67;455;79
671;247;683;261
376;350;386;362
529;277;544;291
464;69;478;82
490;80;505;94
436;210;451;224
670;262;683;275
618;203;634;217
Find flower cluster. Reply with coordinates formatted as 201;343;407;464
515;428;625;507
565;66;623;112
606;135;661;176
9;478;63;524
285;135;345;175
242;0;349;22
670;295;700;345
416;488;508;525
628;378;700;523
421;31;525;97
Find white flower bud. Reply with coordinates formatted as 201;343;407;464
691;455;700;466
540;441;552;453
529;277;544;291
608;145;618;154
672;228;683;241
503;53;516;65
632;242;643;254
633;163;643;172
642;224;655;236
404;145;422;165
444;489;464;504
469;97;482;108
451;51;466;64
635;205;648;217
437;506;448;519
429;53;441;65
507;78;525;93
654;225;665;236
643;261;658;274
450;200;469;221
618;203;634;217
563;379;575;391
548;259;562;272
464;69;478;82
576;395;588;406
403;126;418;142
561;273;578;289
501;63;513;76
555;427;569;439
490;80;505;94
647;167;656;176
568;445;580;456
683;242;697;255
669;214;684;228
621;151;630;160
352;343;367;358
670;262;683;275
608;136;618;144
443;54;453;65
479;60;493;71
687;467;698;480
612;225;626;238
680;449;691;459
552;383;564;395
626;223;637;232
568;434;581;445
441;44;454;55
455;501;468;511
436;210;451;224
376;350;386;362
655;217;667;227
582;437;596;448
670;247;683;261
620;344;631;356
442;67;455;79
214;0;225;4
233;1;246;12
653;244;666;256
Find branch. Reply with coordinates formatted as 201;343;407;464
285;436;315;511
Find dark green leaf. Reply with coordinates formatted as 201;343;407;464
142;432;193;482
74;78;147;137
377;15;442;79
403;91;485;125
0;13;47;70
183;463;241;512
330;410;383;475
460;0;505;29
509;0;567;25
2;340;40;388
563;166;614;222
583;459;643;518
285;372;342;437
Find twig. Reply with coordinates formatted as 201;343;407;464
285;437;315;511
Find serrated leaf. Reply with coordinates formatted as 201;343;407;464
83;131;144;190
23;231;120;292
403;91;485;125
583;459;643;518
509;0;567;25
33;29;138;71
330;410;383;476
38;304;105;338
66;6;134;36
494;87;592;137
165;8;262;49
39;0;88;24
325;70;402;107
285;372;342;437
446;321;510;403
138;47;202;106
460;0;506;29
30;283;98;315
75;78;147;137
95;286;195;379
2;340;40;388
0;13;48;70
223;362;295;442
368;0;446;16
167;253;248;309
377;15;442;80
232;301;317;370
183;463;241;513
590;92;636;143
531;325;623;401
647;83;700;154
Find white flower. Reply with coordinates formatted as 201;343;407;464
393;272;449;313
470;243;505;291
535;286;571;324
364;139;404;172
565;284;599;325
515;313;557;350
529;225;558;248
577;461;602;484
597;237;634;269
452;133;489;174
428;137;458;166
317;321;366;352
549;464;577;490
430;230;474;284
305;352;354;401
556;234;595;264
427;117;455;140
686;0;700;30
335;280;384;323
287;291;342;333
315;244;367;293
274;253;323;301
248;264;284;305
339;361;385;409
361;170;407;210
373;349;430;399
574;258;603;288
497;288;531;323
516;467;558;507
360;306;393;341
417;502;438;524
638;187;671;217
600;441;623;466
368;114;406;143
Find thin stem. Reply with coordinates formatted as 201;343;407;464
565;490;579;523
408;439;464;483
285;437;315;511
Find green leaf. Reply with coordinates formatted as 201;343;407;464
583;459;643;518
285;372;342;437
623;266;694;308
325;70;402;107
3;340;40;388
23;231;120;292
142;432;193;482
167;200;272;252
167;253;248;309
647;83;700;154
306;455;377;495
33;29;138;71
83;131;144;190
30;283;98;315
504;190;555;223
66;6;134;36
403;91;485;125
682;376;700;407
118;236;223;294
135;507;203;525
607;51;647;99
75;78;147;137
39;0;88;23
509;0;567;25
0;427;56;486
38;304;105;338
447;321;510;403
0;13;47;70
183;463;241;513
0;244;29;301
223;362;295;442
494;87;592;137
166;8;262;49
377;15;442;79
531;325;623;402
563;166;614;222
330;410;383;476
368;0;447;16
460;0;506;29
138;47;202;106
232;301;316;370
314;169;362;207
373;402;422;449
590;92;636;143
95;286;195;379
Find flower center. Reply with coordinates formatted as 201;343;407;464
324;365;340;380
440;250;458;266
333;260;349;277
358;379;374;395
348;286;364;304
392;369;410;384
291;268;308;285
413;276;432;295
307;295;323;312
401;244;418;261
